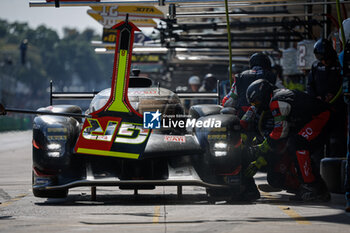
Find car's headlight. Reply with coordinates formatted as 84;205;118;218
212;141;228;157
47;152;61;158
46;127;67;157
47;143;64;157
214;142;227;149
214;151;227;157
47;143;61;151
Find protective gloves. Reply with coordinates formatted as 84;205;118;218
244;155;268;177
244;139;270;177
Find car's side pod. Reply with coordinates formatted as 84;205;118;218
32;105;81;173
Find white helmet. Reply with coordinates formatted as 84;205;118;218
188;76;200;85
340;18;350;43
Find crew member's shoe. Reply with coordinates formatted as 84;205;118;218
290;182;330;202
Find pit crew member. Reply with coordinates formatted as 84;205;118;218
244;79;331;201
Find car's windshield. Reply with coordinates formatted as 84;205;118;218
88;87;183;116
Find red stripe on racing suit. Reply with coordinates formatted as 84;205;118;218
222;95;230;106
295;111;329;183
298;111;330;141
296;150;315;183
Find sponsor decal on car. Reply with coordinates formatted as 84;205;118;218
47;135;67;140
164;135;186;143
207;134;227;140
210;128;227;132
129;90;157;95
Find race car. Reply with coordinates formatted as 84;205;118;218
31;70;257;201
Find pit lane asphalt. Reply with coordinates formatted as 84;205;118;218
0;131;349;233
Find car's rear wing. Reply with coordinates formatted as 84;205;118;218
49;80;221;105
48;81;98;105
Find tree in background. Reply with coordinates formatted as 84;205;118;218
0;19;113;109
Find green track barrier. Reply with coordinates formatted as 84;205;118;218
0;116;32;132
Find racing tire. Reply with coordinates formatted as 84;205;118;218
33;188;68;198
320;157;346;194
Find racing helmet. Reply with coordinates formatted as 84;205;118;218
313;38;336;61
246;79;275;111
188;75;200;85
249;53;271;70
203;73;217;90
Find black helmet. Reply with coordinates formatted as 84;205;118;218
249;53;271;69
313;38;337;61
203;73;217;90
246;79;275;111
204;73;215;80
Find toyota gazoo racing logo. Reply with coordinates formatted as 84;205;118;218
143;110;222;129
